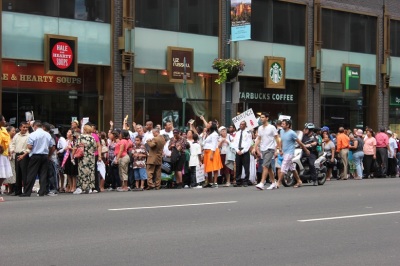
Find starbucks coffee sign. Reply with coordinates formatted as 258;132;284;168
264;56;285;89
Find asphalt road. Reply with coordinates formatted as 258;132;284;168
1;178;400;266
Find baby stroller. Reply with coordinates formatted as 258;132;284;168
160;157;175;188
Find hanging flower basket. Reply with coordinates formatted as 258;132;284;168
212;58;245;84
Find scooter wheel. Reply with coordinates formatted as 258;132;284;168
282;171;297;187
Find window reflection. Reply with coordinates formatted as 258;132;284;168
3;0;110;23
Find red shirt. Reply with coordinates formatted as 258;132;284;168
375;132;388;148
115;139;129;157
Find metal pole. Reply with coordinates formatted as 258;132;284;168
182;57;187;131
225;0;232;127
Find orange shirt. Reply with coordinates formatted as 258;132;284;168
336;133;350;152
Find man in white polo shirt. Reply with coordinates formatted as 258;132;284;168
253;112;280;190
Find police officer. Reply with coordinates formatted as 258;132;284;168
302;123;319;186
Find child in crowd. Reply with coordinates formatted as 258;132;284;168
132;136;148;191
189;134;202;188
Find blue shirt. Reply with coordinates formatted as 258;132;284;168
280;129;298;155
27;128;54;157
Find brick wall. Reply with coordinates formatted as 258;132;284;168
112;0;133;127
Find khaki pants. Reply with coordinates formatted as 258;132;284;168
119;155;130;182
339;149;349;179
147;164;161;188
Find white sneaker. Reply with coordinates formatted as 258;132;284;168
255;183;265;190
266;183;277;190
193;185;203;189
73;188;82;195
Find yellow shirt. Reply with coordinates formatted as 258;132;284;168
0;127;10;156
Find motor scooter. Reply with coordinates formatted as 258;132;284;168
282;131;327;187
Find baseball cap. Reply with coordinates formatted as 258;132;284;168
356;129;363;137
173;129;180;134
387;130;393;135
218;126;226;132
321;126;329;132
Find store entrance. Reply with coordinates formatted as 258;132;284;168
321;83;367;131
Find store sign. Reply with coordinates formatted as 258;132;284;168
44;34;78;76
389;88;400;106
264;57;286;89
1;61;95;91
342;64;360;92
167;46;194;83
231;0;252;41
239;91;295;102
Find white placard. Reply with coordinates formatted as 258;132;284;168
196;165;205;183
278;115;291;121
81;117;89;132
232;108;258;130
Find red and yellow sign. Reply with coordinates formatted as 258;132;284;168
45;34;78;76
1;60;96;92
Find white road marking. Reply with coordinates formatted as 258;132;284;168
298;211;400;222
108;201;238;211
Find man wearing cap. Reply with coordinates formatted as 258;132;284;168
387;130;397;177
71;120;81;138
375;127;389;177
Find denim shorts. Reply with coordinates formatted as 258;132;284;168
134;168;147;180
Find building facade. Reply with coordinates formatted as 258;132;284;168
1;0;400;132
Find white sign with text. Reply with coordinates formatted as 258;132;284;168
232;108;258;130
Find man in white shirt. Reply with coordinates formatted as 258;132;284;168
9;122;30;196
160;122;174;139
387;130;397;177
233;121;253;187
253;112;280;190
143;121;154;142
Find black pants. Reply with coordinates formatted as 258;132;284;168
304;153;317;181
47;160;58;191
387;158;397;177
363;154;375;178
94;155;100;191
235;151;250;184
376;147;388;176
15;153;29;195
24;154;48;196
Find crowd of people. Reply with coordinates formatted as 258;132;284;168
0;111;399;202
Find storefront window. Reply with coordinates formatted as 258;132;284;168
389;87;400;132
322;9;377;54
3;0;110;23
239;77;300;128
321;83;368;131
133;69;213;130
252;0;306;46
1;60;99;131
390;20;400;57
135;0;218;36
